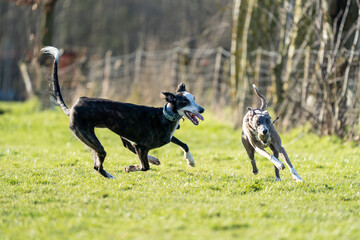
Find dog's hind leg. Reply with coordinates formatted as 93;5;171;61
269;145;281;181
241;133;258;175
70;125;115;179
120;137;136;153
171;136;195;167
124;144;150;173
120;137;160;165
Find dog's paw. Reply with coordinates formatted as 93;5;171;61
185;152;195;167
96;167;116;179
124;166;132;173
124;165;139;173
252;169;259;175
271;156;285;170
275;177;281;182
102;170;116;179
279;163;285;170
148;155;161;165
290;167;303;182
294;177;303;182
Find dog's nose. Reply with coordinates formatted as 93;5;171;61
263;129;268;135
199;107;205;114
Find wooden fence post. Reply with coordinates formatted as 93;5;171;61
253;48;261;104
212;47;223;111
179;48;189;86
220;57;231;108
101;50;112;97
301;46;310;108
170;48;179;89
133;49;143;85
123;52;130;88
128;49;143;102
18;61;34;99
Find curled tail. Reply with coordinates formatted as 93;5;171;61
41;46;70;116
252;84;267;110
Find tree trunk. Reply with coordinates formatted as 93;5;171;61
238;0;255;118
230;0;243;127
230;0;255;128
334;0;360;136
40;0;58;46
272;0;296;110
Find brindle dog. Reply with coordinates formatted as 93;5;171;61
42;46;204;179
241;84;302;182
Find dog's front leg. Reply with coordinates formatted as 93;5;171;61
269;145;281;181
171;136;195;167
254;146;285;170
241;133;258;175
124;144;150;173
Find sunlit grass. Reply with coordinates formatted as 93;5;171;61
0;100;359;239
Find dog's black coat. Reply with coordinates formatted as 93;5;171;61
71;97;178;149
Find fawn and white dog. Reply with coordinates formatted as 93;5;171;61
241;85;302;182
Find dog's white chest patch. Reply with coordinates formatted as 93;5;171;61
169;121;180;141
261;136;271;147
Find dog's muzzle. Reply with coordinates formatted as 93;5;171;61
256;125;270;144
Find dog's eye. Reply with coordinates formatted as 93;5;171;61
181;99;189;104
256;121;261;126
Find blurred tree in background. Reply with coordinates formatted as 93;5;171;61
230;0;360;137
0;0;231;100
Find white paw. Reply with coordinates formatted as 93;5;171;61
271;156;285;170
290;167;303;182
148;155;161;165
185;152;195;167
104;170;116;179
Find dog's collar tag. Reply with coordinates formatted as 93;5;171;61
163;104;182;122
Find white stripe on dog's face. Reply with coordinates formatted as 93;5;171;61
177;92;202;114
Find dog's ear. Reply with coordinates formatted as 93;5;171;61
247;107;255;118
273;116;279;124
245;107;253;122
176;83;187;93
162;92;176;103
247;107;254;115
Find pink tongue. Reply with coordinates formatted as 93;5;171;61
196;113;204;121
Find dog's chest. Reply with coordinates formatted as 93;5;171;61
169;121;180;140
260;136;271;147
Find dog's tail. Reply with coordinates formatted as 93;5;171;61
252;84;267;111
41;46;70;117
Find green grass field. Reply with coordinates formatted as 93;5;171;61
1;100;360;239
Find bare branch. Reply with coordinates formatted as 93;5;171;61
326;0;351;77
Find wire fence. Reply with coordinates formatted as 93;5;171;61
26;47;360;138
51;47;233;110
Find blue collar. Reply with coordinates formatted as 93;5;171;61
163;104;182;122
